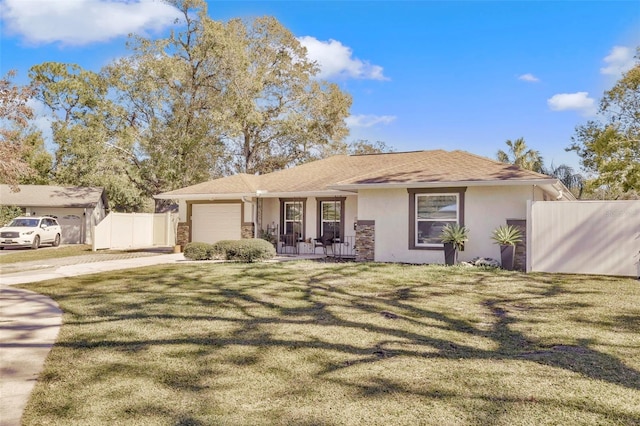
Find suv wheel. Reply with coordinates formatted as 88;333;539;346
31;235;40;249
53;234;61;247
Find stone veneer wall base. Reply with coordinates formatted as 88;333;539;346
507;219;526;272
355;220;375;262
176;222;190;249
241;223;255;239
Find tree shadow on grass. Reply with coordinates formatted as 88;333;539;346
22;262;640;424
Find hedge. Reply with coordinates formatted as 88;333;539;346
183;242;212;261
183;239;276;263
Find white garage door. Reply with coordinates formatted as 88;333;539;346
192;203;242;244
58;214;83;244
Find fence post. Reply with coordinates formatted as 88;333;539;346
526;200;532;273
92;222;96;252
166;211;172;246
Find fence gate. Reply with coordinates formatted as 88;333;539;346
528;201;640;277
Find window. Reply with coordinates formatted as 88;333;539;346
408;188;466;250
284;202;303;236
280;199;306;241
320;200;342;238
416;194;458;246
316;197;346;239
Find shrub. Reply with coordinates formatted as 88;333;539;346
213;239;276;263
0;205;23;226
209;240;235;260
183;242;214;260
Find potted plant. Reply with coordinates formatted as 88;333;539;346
491;225;523;270
439;223;469;265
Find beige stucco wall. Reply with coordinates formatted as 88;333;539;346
243;200;253;223
262;198;280;232
357;185;538;264
178;200;187;222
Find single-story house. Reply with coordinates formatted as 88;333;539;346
0;185;109;245
155;150;574;267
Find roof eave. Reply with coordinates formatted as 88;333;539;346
154;193;257;200
154;189;354;200
328;179;561;191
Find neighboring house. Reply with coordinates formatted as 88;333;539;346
155;150;574;266
0;185;109;245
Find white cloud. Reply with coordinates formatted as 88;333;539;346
547;92;597;116
600;46;635;76
1;0;181;45
298;36;388;81
518;73;539;83
345;114;396;128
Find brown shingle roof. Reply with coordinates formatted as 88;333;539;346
156;150;555;197
158;174;260;196
0;185;107;208
333;150;551;185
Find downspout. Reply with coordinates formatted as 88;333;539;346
83;208;88;245
551;181;566;200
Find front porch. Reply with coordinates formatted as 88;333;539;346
274;233;356;258
256;194;358;259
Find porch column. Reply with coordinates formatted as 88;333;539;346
177;222;190;249
355;220;375;262
256;198;263;236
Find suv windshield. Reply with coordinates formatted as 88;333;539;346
8;218;40;227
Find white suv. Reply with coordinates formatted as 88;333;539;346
0;216;62;249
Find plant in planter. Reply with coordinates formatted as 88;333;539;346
491;224;523;270
439;223;469;265
259;228;277;248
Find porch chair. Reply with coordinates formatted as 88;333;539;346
314;232;335;255
282;233;299;254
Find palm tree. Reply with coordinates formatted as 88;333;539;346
541;163;585;199
496;137;543;172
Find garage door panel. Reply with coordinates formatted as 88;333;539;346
192;204;242;244
35;207;84;244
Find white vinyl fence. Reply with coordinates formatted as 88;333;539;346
528;200;640;277
92;212;178;250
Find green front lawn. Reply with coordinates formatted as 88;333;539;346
21;262;640;425
0;245;100;264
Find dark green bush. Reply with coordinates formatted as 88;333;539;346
183;242;214;260
212;239;276;263
185;239;276;262
210;241;235;260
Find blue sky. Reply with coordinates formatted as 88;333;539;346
1;0;639;171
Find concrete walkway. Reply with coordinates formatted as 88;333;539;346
0;252;186;426
0;287;62;426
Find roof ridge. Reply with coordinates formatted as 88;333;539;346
451;150;552;178
349;149;430;157
334;149;448;185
